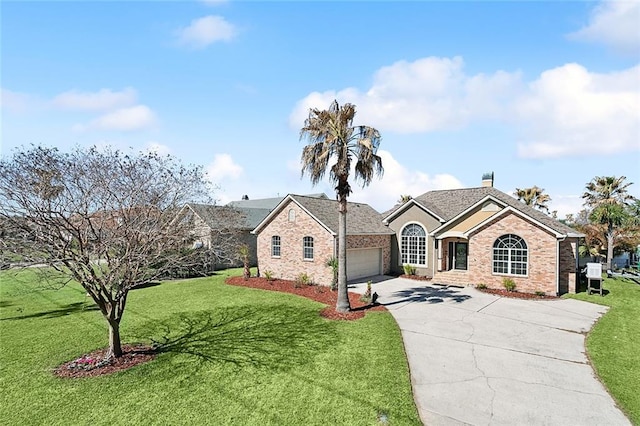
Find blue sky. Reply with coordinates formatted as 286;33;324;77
2;0;639;217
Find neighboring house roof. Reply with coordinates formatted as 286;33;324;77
185;194;330;231
384;186;583;238
185;203;257;230
227;193;328;210
253;194;394;236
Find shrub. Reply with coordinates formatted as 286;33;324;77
403;264;416;275
295;272;311;288
502;277;517;292
264;270;274;282
476;283;487;290
326;257;338;291
534;290;546;297
360;280;373;304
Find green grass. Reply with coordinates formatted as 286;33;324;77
0;268;420;425
565;276;640;424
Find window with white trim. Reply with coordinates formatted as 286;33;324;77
401;223;427;266
492;234;528;276
271;235;281;257
303;236;314;260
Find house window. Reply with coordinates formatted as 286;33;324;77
493;234;528;276
303;236;314;260
271;236;281;257
401;223;426;266
288;209;296;222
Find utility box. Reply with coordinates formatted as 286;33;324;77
586;262;603;296
586;262;602;279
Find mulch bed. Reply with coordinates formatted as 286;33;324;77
476;287;558;300
399;274;432;281
225;276;386;320
53;344;156;379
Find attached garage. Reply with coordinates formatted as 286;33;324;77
347;248;382;280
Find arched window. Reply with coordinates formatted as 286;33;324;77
303;236;314;260
493;234;528;276
401;223;426;266
271;236;281;257
288;209;296;222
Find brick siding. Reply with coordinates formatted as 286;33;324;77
256;200;392;285
433;212;560;295
256;200;334;285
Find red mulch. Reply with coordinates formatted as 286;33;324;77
399;274;432;281
477;287;558;300
53;344;156;379
225;276;386;320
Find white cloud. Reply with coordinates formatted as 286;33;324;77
289;56;522;134
0;88;36;113
548;194;585;220
74;105;157;132
291;56;639;160
568;0;640;53
514;63;640;158
341;150;464;211
176;15;237;49
144;142;171;156
206;153;243;182
52;87;137;111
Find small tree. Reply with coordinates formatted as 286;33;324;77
238;244;251;280
582;176;635;270
0;146;224;359
326;256;338;291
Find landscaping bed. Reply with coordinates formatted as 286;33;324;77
225;276;386;320
54;344;155;378
399;274;432;282
476;287;558;300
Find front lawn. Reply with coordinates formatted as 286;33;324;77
565;276;640;424
0;269;420;425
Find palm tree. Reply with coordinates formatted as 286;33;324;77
300;100;383;312
582;176;635;270
514;186;551;213
397;194;412;204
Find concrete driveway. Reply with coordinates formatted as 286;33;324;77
349;277;630;425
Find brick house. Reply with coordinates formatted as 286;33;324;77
252;194;394;285
175;194;328;268
383;174;584;295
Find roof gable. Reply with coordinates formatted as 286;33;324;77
252;194;394;236
382;198;446;224
386;186;581;238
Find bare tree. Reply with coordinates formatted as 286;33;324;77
0;145;235;359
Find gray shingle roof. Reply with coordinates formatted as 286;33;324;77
187;204;258;230
385;186;579;236
290;195;394;235
227;193;328;210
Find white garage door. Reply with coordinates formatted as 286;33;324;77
347;248;381;280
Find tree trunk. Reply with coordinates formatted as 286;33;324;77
107;319;123;359
336;194;350;313
606;228;614;271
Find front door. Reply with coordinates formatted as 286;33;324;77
455;242;468;270
448;241;468;270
